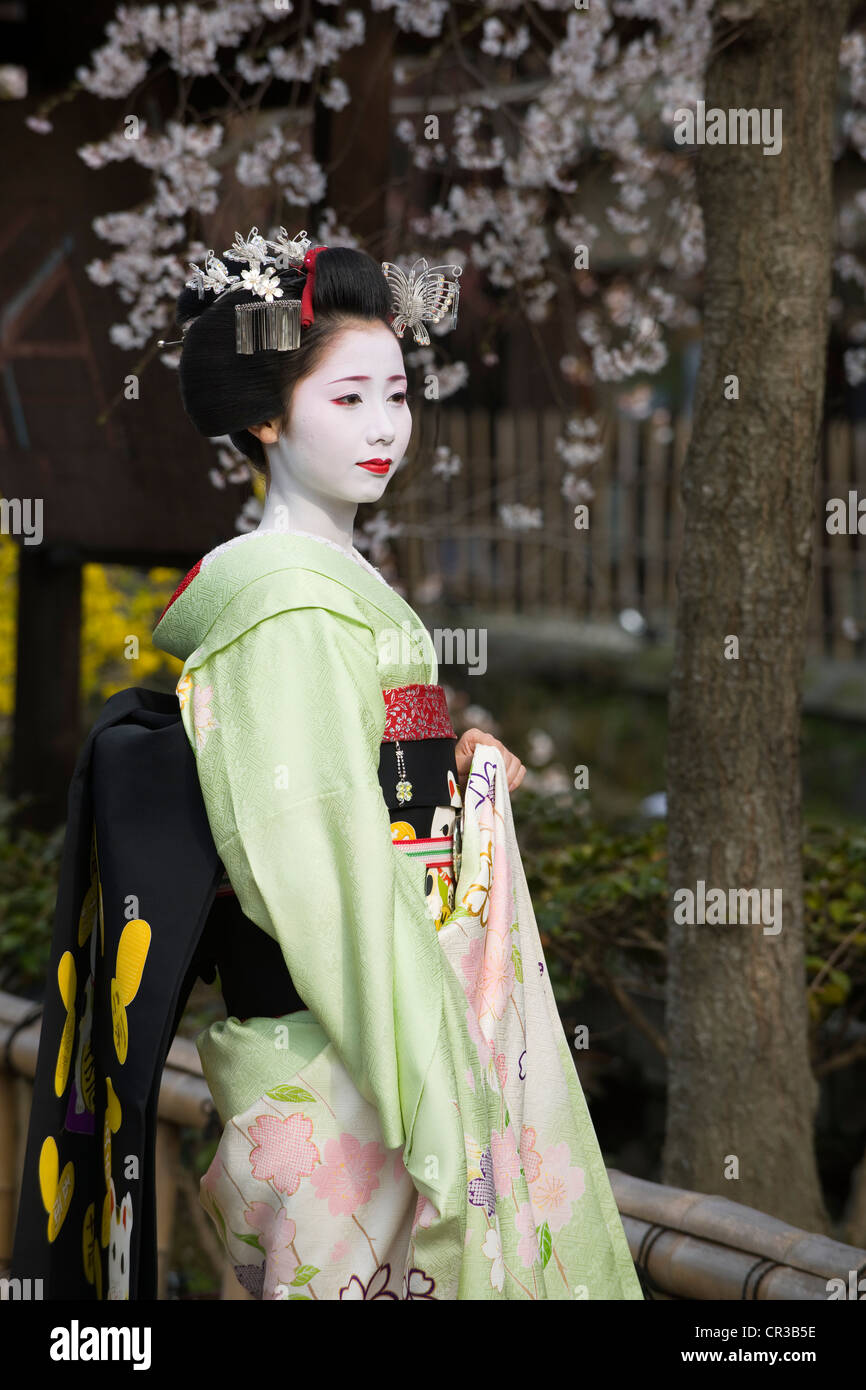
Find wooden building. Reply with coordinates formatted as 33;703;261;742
0;0;397;827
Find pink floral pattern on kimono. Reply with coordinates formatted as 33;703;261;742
196;744;643;1300
175;672;220;749
310;1134;385;1215
247;1113;319;1194
245;1203;297;1299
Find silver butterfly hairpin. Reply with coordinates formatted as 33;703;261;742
268;227;312;268
381;258;463;345
222;227;274;267
187;251;241;299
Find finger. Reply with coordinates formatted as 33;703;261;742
476;730;506;747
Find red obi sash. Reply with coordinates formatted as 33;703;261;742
381;683;455;741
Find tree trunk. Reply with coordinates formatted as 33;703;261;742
663;0;853;1231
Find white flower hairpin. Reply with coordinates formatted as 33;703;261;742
181;226;312;353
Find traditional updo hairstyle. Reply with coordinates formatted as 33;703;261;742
175;246;400;475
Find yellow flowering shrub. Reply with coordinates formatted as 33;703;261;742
0;530;183;717
81;561;183;701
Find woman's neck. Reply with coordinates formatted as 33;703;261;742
256;487;358;552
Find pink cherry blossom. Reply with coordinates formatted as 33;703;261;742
200;1153;223;1196
515;1200;541;1269
490;1125;521;1197
475;930;515;1025
247;1113;319;1195
244;1201;272;1236
459;936;483;997
519;1126;542;1183
411;1193;437;1235
531;1142;586;1233
310;1133;386;1216
244;1203;298;1298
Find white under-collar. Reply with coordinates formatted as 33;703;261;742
199;526;392;589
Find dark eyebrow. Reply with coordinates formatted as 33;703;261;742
327;375;407;384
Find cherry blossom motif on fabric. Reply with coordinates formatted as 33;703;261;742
198;1037;437;1300
175;672;219;750
404;744;642;1298
197;743;642;1301
382;683;454;739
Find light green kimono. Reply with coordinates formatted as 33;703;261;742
153;532;643;1300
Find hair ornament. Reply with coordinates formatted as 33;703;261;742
222;228;275;267
301;244;328;328
381;258;463;345
157;318;194;349
268;227;313;268
176;227;463;355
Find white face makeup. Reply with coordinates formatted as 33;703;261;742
268;321;411;506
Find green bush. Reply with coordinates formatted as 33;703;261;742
0;795;65;997
3;786;865;1078
514;790;866;1074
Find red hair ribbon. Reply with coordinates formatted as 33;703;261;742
301;245;327;327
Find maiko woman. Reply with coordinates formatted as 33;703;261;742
16;226;643;1303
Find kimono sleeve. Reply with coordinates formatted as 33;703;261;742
184;602;449;1158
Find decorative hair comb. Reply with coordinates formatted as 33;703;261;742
381;258;462;346
157;227;462;354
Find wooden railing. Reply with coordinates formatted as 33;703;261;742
1;989;864;1301
394;408;866;664
0;989;249;1301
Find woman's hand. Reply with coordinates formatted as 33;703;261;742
455;727;526;796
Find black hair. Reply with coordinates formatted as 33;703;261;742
175;246;400;473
